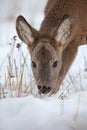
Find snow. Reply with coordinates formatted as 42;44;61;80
0;0;46;45
0;0;87;130
0;92;87;130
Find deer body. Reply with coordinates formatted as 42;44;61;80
41;0;87;36
16;0;87;94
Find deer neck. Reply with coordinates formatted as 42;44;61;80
39;0;68;37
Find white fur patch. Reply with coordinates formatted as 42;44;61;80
55;17;73;45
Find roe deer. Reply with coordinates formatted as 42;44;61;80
16;0;87;94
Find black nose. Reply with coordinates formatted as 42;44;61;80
38;85;51;94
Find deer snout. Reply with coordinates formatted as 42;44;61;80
38;85;51;94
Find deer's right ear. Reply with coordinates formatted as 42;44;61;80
16;15;39;47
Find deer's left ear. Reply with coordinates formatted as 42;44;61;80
54;15;73;50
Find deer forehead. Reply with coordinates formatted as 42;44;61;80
31;42;59;61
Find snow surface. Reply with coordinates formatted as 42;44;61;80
0;92;87;130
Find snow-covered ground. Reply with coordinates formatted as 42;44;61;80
0;92;87;130
0;0;87;130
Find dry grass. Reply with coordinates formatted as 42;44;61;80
58;60;87;97
0;36;37;99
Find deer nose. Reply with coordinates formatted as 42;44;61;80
38;85;51;94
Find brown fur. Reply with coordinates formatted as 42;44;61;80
16;0;87;94
40;0;87;37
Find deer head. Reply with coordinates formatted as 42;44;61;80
16;15;73;94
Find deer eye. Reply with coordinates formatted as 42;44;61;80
32;61;37;68
53;61;58;68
